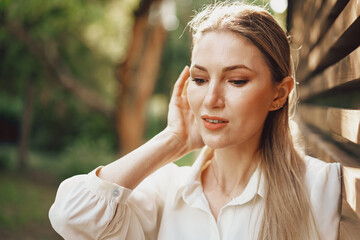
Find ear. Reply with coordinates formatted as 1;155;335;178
270;76;294;111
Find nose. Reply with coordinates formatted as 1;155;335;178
204;81;225;109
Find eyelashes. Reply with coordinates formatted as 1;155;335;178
228;80;248;86
191;78;249;87
192;78;207;85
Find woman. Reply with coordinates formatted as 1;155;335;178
49;2;341;240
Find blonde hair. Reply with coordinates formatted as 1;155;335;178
189;2;319;239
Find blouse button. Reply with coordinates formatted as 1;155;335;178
112;189;120;197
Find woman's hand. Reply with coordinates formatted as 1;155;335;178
165;66;204;154
96;66;203;188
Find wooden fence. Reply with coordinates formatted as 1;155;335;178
287;0;360;239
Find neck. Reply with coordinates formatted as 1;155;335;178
210;142;260;198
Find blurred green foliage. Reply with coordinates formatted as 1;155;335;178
0;0;138;160
59;137;116;179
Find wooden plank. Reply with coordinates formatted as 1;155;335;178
296;0;360;82
296;119;360;220
297;0;340;62
299;105;360;145
340;165;360;240
340;192;360;239
297;0;328;61
290;0;320;49
342;166;360;220
289;1;360;237
309;0;349;50
294;0;347;80
299;46;360;100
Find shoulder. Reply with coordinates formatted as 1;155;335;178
304;155;341;239
304;155;341;198
304;155;341;189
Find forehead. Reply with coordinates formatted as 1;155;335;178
191;30;269;74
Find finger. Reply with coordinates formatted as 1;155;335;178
172;66;190;98
181;77;189;97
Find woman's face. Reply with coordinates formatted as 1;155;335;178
187;30;278;150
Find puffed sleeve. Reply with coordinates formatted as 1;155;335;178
305;156;341;240
49;163;179;240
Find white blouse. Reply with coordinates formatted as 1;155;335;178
49;147;341;240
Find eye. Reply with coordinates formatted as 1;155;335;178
192;78;207;85
229;80;248;87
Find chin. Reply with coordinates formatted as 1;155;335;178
203;138;231;150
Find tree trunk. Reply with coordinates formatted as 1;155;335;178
18;79;35;171
116;0;167;154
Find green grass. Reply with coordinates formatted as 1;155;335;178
0;142;112;238
0;172;61;239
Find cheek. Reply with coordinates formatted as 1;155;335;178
258;86;276;109
236;86;274;114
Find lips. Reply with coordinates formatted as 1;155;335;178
201;115;229;130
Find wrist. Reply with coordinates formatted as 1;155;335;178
158;128;190;161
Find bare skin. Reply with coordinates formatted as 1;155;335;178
98;30;293;221
98;66;204;189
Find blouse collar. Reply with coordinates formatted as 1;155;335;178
172;146;265;209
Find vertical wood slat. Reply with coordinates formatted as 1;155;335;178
296;0;360;82
342;167;360;219
299;105;360;145
292;0;328;60
288;0;360;239
309;0;349;50
296;120;360;221
340;192;360;240
299;46;360;100
296;0;345;63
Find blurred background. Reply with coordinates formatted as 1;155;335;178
0;0;287;238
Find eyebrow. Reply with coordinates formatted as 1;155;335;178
192;64;254;73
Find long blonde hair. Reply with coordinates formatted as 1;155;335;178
189;2;319;239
